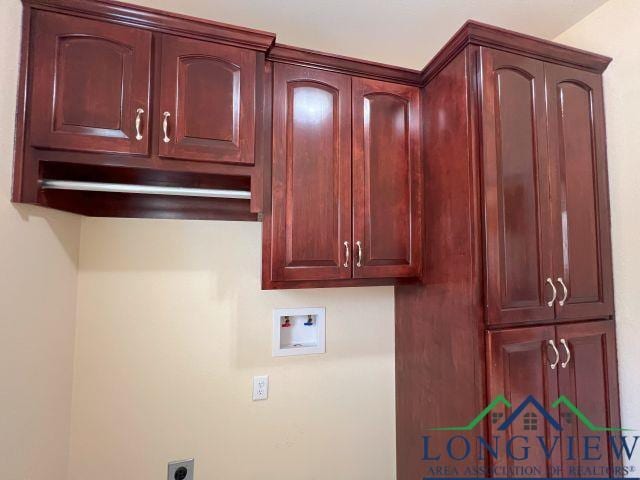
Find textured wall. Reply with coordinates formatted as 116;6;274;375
69;219;396;480
0;2;81;480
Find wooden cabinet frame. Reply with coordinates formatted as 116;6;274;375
352;77;422;279
481;47;614;328
269;63;353;282
158;35;257;165
29;11;152;155
13;0;276;219
264;68;423;289
545;65;614;321
395;24;616;480
487;320;622;477
480;48;554;326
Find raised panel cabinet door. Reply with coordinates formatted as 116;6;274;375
480;48;555;326
270;64;352;281
487;326;561;478
545;65;614;321
351;78;422;279
159;35;256;164
29;11;151;155
555;320;622;478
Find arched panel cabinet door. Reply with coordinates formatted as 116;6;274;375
480;47;555;326
351;78;422;279
270;63;352;281
158;35;256;165
555;320;622;477
486;325;561;478
29;11;152;155
545;64;614;321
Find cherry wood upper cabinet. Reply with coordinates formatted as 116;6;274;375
486;326;561;477
158;35;256;164
352;78;422;279
480;48;555;326
270;64;352;281
29;11;152;155
545;65;614;321
480;49;612;326
265;68;423;287
15;4;274;219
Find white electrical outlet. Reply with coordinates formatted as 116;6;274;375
252;375;269;401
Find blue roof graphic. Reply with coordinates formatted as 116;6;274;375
498;395;562;431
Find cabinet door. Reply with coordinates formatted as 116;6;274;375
480;48;555;326
159;35;256;164
270;64;352;281
29;12;151;155
556;320;622;477
545;65;614;321
487;326;561;477
352;78;422;279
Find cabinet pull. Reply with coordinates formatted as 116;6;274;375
162;111;171;143
135;108;144;141
546;278;557;307
356;241;363;267
558;277;568;306
548;339;560;370
560;338;571;368
343;241;350;268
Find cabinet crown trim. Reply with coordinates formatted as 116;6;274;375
268;43;423;85
22;1;612;83
23;0;276;51
421;20;613;84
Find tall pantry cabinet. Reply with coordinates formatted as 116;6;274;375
395;23;620;479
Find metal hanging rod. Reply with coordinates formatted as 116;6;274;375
39;180;251;200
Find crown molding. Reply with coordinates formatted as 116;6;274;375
23;0;276;51
267;43;422;85
20;2;612;85
421;20;612;84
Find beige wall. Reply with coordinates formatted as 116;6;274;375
555;0;640;469
69;219;396;480
0;2;81;480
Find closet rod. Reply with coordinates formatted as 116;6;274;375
39;180;251;200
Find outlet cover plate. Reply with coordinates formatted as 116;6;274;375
168;459;194;480
252;375;269;401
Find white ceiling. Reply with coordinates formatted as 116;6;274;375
129;0;609;69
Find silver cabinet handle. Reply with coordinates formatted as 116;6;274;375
548;339;560;370
343;241;350;268
558;278;568;306
162;111;171;143
560;338;571;368
546;278;557;307
356;241;363;267
135;108;144;141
